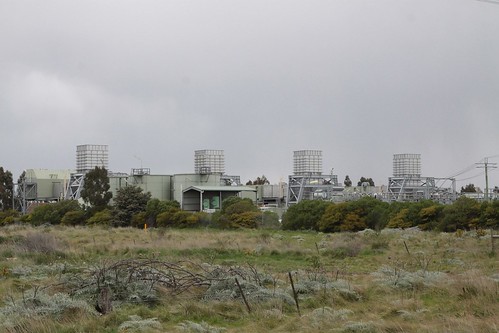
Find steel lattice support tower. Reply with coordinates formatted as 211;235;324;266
387;154;457;202
286;150;342;206
65;173;85;200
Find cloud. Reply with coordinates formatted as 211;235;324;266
0;0;498;188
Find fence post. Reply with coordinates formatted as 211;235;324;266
235;278;251;313
288;272;301;316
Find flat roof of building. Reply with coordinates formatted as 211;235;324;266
183;185;256;193
25;169;73;180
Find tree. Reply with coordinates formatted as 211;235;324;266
113;186;151;227
0;167;14;211
419;204;444;230
439;196;481;231
357;177;374;186
281;200;331;231
460;183;477;193
81;167;113;212
246;175;270;186
318;202;350;232
352;196;389;230
343;175;352;187
386;200;436;229
482;200;499;229
386;208;412;229
318;197;387;232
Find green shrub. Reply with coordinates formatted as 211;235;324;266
87;209;113;226
1;215;16;226
131;211;148;228
145;199;180;227
0;209;20;225
30;200;82;225
193;211;211;227
156;209;177;227
61;210;87;226
157;209;201;228
227;211;261;228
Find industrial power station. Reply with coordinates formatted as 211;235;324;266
286;150;342;205
387;154;456;203
15;145;465;214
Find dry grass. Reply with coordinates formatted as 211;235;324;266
0;224;497;332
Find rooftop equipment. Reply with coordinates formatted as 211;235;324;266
76;144;108;173
194;150;225;175
293;150;322;175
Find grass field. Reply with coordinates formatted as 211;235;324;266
0;225;497;332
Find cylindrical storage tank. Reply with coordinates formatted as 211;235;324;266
393;154;421;177
293;150;322;175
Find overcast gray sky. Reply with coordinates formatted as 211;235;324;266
1;0;498;189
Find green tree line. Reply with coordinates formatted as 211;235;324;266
1;165;498;232
282;197;499;232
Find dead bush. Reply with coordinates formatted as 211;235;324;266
22;232;64;254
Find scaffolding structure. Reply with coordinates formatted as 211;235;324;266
287;150;343;206
387;154;457;202
387;176;457;202
286;173;343;206
14;180;37;214
65;173;85;200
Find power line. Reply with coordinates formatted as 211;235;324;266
446;155;499;179
456;172;485;182
476;0;499;4
447;163;479;179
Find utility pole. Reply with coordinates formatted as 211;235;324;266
476;158;497;202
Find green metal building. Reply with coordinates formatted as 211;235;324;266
108;171;256;211
22;169;73;201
